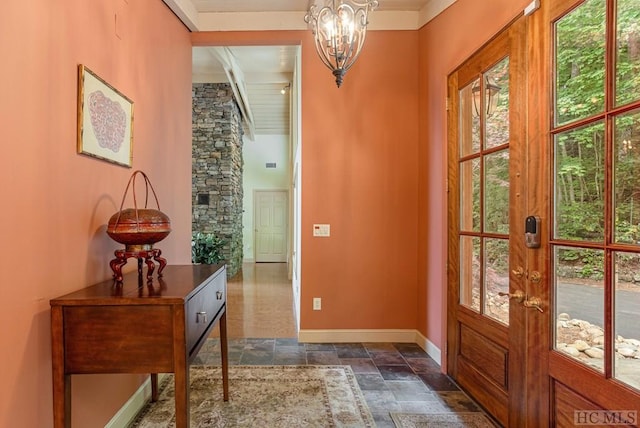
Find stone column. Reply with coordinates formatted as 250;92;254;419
192;83;244;277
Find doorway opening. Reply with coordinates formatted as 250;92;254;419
191;44;302;335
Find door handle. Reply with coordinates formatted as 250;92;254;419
498;289;525;303
523;296;544;313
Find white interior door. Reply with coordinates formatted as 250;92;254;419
254;190;288;262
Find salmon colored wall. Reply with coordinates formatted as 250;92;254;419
0;1;192;427
193;30;420;331
300;31;419;330
417;0;531;355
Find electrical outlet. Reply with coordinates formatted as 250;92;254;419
313;297;322;310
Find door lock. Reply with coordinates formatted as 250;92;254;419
512;266;525;278
529;271;541;283
525;216;541;248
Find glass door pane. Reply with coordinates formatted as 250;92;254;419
485;58;510;149
484;149;510;234
554;0;606;126
460;79;481;157
460;236;481;311
458;59;510;325
460;159;480;232
553;121;605;242
484;238;509;324
614;109;640;244
613;110;640;389
613;252;640;389
615;0;640;107
554;246;605;373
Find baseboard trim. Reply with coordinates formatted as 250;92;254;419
105;374;168;428
298;329;416;343
413;330;442;365
298;328;442;365
426;339;442;366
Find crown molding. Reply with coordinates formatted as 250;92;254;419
197;11;427;31
164;0;459;32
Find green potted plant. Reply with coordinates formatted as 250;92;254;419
191;232;226;264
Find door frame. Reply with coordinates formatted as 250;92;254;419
524;2;551;425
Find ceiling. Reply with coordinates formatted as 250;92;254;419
193;45;298;136
192;0;431;13
180;0;453;137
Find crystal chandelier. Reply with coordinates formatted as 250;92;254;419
304;0;378;88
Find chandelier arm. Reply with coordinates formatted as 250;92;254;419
340;27;364;70
309;5;337;71
313;36;339;71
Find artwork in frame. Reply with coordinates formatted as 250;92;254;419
77;64;134;167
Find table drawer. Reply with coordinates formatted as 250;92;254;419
64;305;174;373
186;268;226;353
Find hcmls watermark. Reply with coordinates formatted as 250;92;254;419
574;410;638;426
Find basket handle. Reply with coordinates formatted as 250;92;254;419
112;171;162;230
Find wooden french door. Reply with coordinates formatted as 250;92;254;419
448;0;640;426
447;15;532;426
542;0;640;425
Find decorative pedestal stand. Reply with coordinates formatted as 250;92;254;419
110;245;167;282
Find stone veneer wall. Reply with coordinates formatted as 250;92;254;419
192;83;243;277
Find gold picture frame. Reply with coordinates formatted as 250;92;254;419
77;64;134;167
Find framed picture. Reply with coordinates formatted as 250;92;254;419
77;64;134;167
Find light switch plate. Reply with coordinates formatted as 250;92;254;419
313;224;330;237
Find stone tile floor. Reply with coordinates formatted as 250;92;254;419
194;338;493;428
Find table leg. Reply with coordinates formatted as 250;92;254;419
174;363;190;428
137;257;144;278
154;249;167;277
151;373;159;402
144;255;156;280
51;307;71;428
173;305;189;428
220;310;229;401
109;252;127;282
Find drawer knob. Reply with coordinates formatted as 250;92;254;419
196;311;208;323
216;291;223;300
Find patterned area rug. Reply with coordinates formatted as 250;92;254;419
130;365;375;427
390;412;497;428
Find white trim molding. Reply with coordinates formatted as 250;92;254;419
105;374;169;428
298;329;442;365
163;1;460;32
413;330;442;366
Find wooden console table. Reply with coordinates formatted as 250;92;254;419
50;264;229;428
